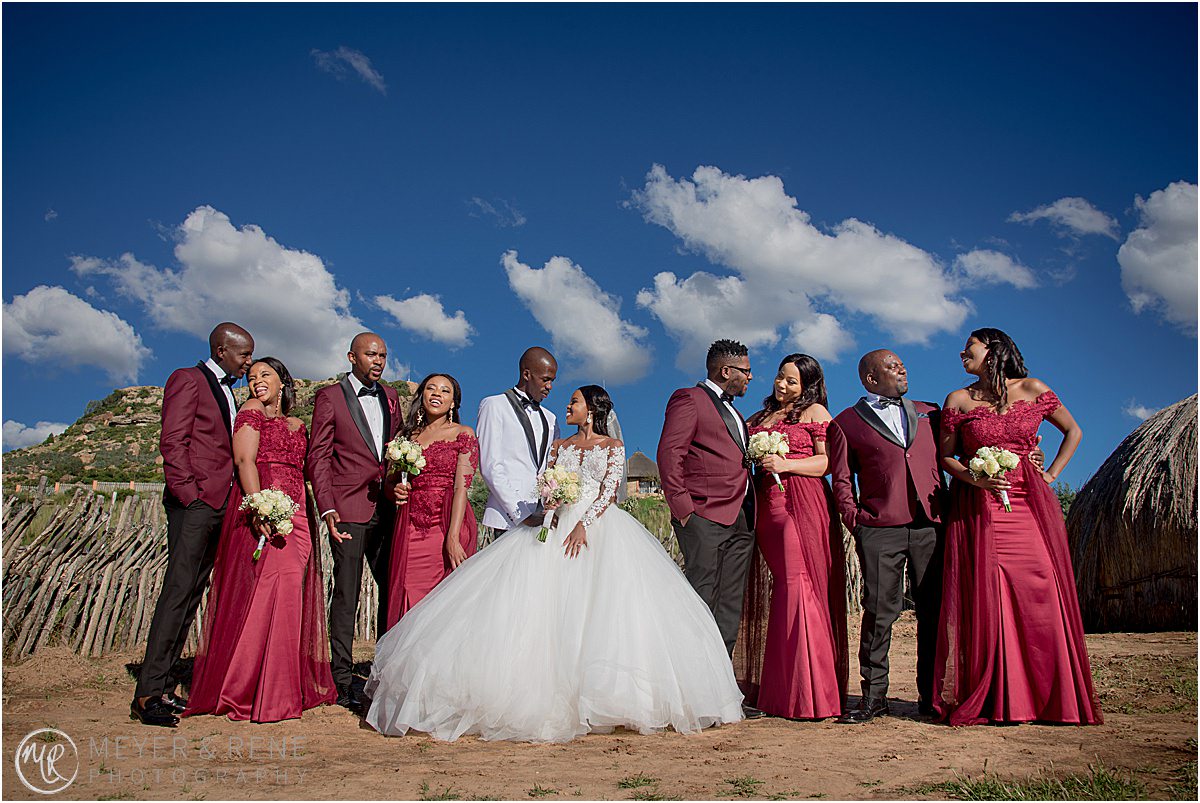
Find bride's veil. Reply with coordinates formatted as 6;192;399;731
605;409;629;503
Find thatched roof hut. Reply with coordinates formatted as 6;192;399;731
626;451;658;480
1068;394;1197;632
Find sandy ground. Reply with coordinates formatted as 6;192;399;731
2;614;1195;801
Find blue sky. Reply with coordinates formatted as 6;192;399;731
3;2;1196;488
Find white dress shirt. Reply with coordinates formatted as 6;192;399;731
203;358;237;432
347;373;386;457
865;391;908;445
703;378;747;446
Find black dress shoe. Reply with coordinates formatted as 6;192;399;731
335;683;362;712
741;704;766;720
917;700;937;718
130;697;179;728
162;691;188;714
837;697;890;724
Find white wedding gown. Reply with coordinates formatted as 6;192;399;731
365;442;744;742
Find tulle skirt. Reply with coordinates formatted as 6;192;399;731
364;506;744;742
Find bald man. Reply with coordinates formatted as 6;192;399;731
826;349;945;724
134;322;254;727
307;332;405;711
476;347;561;534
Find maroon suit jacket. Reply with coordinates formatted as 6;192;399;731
827;398;945;531
657;384;753;528
307;376;401;525
160;364;234;509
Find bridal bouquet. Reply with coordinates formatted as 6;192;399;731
747;430;789;492
967;446;1021;512
386;436;426;485
240;488;300;561
536;466;581;542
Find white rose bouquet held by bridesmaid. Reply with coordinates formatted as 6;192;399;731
239;487;300;560
386;436;426;485
967;446;1020;511
747;430;789;492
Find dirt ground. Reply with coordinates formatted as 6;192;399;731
2;614;1195;801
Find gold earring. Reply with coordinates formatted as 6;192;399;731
417;407;426;426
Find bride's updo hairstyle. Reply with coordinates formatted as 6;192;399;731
748;353;827;427
252;357;296;416
970;327;1028;410
577;385;613;436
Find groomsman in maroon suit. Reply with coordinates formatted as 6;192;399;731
307;332;405;711
826;348;945;723
133;322;254;727
657;340;761;717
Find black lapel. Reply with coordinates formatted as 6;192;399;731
381;386;393;444
197;362;233;439
696;383;747;457
901;398;918;447
852;398;906;449
503;389;541;468
536;407;550;467
340;375;381;461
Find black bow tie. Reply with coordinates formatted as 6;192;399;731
520;397;541;411
358;385;380;398
220;374;238;387
720;392;735;404
876;397;902;408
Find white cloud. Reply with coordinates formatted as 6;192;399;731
3;420;71;452
954;249;1039;289
630;164;972;367
1122;402;1160;422
72;206;371;380
44;209;58;222
311;46;387;94
502;251;652;384
375;293;475;348
1117;181;1198;330
1008;197;1120;240
2;285;150;383
468;197;526;228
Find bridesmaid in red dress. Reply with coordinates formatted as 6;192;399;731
741;354;848;720
934;328;1101;726
384;373;479;629
185;357;336;722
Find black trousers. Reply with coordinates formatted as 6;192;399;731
136;497;225;698
852;518;943;703
672;509;756;655
328;509;393;687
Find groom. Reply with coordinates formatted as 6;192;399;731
657;340;757;675
308;332;405;711
477;347;561;535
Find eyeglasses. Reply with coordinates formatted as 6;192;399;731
725;364;752;377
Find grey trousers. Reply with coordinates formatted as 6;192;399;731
853;520;942;702
672;510;756;655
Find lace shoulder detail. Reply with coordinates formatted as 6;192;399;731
940;405;968;433
581;444;625;530
234;407;267;434
1037;390;1062;418
801;420;829;440
456;431;480;470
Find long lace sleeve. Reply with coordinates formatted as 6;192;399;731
581;445;625;529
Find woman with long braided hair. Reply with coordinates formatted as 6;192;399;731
932;327;1100;725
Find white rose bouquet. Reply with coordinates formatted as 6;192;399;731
536;466;581;543
385;436;426;486
967;446;1021;512
239;488;300;561
747;430;790;492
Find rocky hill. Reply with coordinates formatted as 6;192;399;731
2;377;415;487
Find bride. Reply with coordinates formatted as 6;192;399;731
365;384;744;742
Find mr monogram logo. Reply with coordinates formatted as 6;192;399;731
14;728;79;794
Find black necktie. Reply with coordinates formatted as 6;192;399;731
358;385;380;398
220;374;237;387
876;396;902;408
720;392;735;404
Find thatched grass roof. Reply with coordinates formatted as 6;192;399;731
626;451;659;480
1068;394;1197;632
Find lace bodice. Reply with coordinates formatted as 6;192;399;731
234;408;307;502
942;391;1062;463
408;432;479;528
548;443;625;529
747;419;827;459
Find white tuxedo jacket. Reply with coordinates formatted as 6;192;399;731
477;391;561;530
